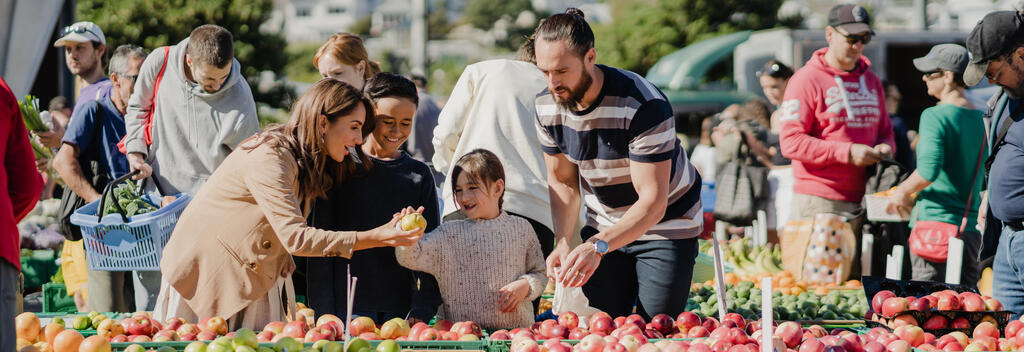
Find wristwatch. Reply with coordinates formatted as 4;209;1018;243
592;239;609;257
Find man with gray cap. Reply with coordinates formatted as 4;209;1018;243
964;10;1024;317
885;43;987;284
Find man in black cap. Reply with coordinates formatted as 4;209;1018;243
965;10;1024;317
779;3;894;279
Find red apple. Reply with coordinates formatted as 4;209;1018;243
937;295;961;311
701;317;719;331
686;326;710;338
973;322;1000;340
453;321;482;337
550;325;570;339
798;338;826;352
163;318;186;332
196;330;216;341
440;331;458;341
774;322;802;349
282;320;309;339
603;342;627;352
569;328;589;340
863;342;884;352
882;297;911;317
349;317;376;336
511;337;540;352
432;319;453;332
418;328;440;341
305;326;335;342
558;312;580;330
675;312;701;331
263;321;285;335
408;322;428;341
962;295;986;312
130;335;151;342
894;325;925;347
923;315;949;330
873;291;897;313
110;334;129;343
591;316;614;335
577;334;607;352
892;314;918;328
887;340;912;352
624;315;646;330
951;317;971;330
256;330;274;342
359;331;382;341
985;297;1003;311
909;299;931;312
648;314;674;335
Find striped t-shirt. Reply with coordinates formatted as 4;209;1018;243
535;65;703;240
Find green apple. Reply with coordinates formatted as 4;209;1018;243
322;341;343;352
346;338;371;352
185;341;209;352
52;317;65;327
157;346;178;352
258;347;276;352
274;337;304;352
209;338;234;352
72;316;91;330
313;340;330;351
398;213;427;235
233;328;259;349
375;340;400;352
235;346;258;352
124;344;146;352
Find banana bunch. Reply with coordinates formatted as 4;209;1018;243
699;238;784;275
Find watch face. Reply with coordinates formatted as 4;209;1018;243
595;240;609;253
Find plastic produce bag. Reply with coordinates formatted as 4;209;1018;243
552;281;600;328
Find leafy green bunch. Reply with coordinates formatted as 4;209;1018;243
102;181;158;217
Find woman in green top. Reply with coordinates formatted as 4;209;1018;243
886;44;988;285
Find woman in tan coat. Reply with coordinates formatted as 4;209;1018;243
152;79;423;329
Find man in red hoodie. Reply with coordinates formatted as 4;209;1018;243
780;4;895;218
0;76;44;351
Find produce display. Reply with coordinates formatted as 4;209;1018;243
18;199;64;250
19;94;53;160
698;239;783;276
687;280;869;321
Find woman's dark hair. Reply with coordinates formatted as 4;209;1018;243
758;59;794;80
246;78;375;210
364;72;419;106
533;8;594;58
451;149;506;210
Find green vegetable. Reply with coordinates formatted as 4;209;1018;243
101;181;157;217
19;95;47;132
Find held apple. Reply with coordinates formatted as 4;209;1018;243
398;213;427;235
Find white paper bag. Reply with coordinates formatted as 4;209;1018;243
551;282;601;329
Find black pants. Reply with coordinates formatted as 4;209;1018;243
580;226;698;320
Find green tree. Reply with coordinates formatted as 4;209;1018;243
462;0;533;30
77;0;293;109
595;0;791;75
350;16;373;36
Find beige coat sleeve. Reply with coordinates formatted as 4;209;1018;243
245;147;357;258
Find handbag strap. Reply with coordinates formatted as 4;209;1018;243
958;130;988;236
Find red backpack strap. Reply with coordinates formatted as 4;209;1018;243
118;46;170;154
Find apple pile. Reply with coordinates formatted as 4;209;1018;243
490;311;749;341
869;290;1007;331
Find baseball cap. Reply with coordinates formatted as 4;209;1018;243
964;11;1024;86
53;21;106;47
828;4;873;35
913;44;970;75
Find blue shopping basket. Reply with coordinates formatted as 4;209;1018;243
70;171;191;271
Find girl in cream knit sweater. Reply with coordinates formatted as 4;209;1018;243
396;149;547;330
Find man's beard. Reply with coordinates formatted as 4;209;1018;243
552;70;593;111
1001;58;1024;99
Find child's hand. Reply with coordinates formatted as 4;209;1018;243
498;279;530;313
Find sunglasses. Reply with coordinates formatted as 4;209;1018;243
61;25;100;40
837;30;872;45
756;63;783;78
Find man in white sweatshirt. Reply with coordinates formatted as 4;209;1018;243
432;45;556;257
124;24;259;195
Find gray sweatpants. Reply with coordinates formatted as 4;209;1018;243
1;260;19;352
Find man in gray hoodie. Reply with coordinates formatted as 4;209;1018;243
124;24;259;196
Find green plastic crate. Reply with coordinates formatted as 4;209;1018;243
21;249;58;289
42;282;77;313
